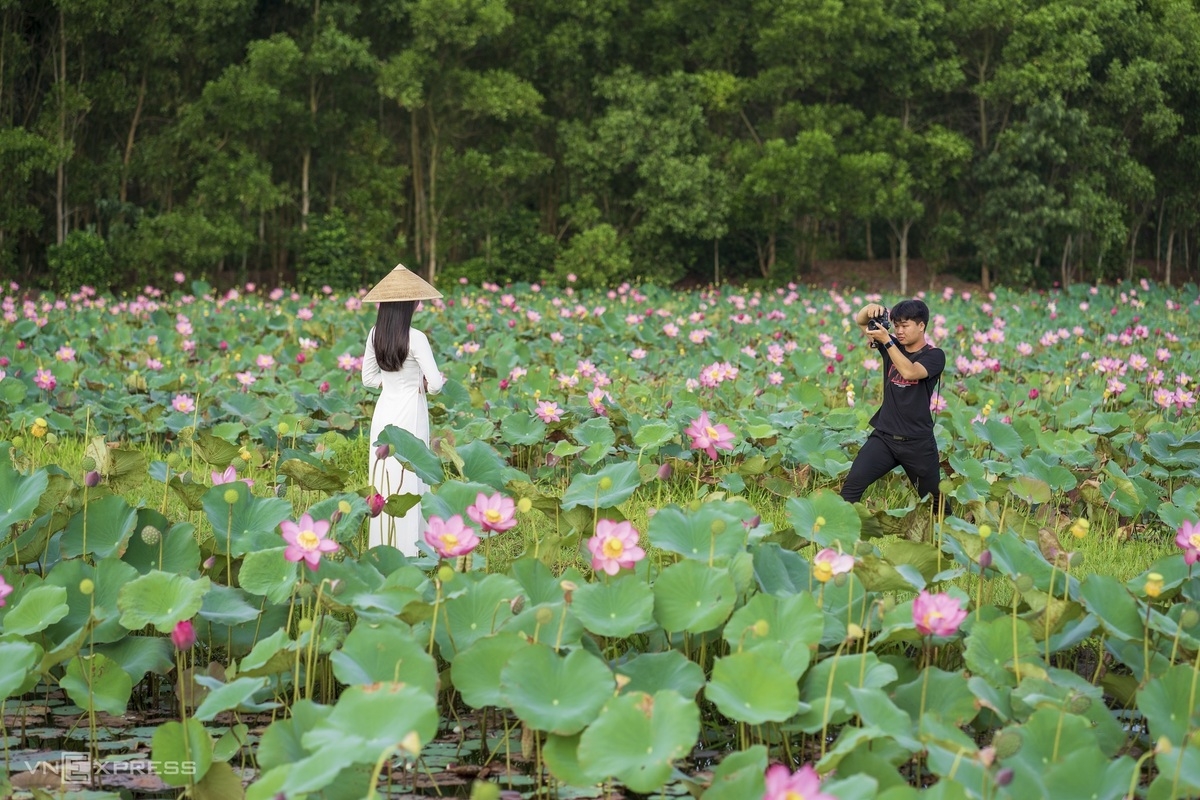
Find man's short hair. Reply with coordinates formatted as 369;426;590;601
891;298;930;326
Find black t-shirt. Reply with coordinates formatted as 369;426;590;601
869;341;945;438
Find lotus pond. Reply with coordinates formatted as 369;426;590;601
1;277;1199;799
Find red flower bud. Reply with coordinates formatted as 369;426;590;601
85;471;101;488
171;619;196;650
367;493;385;518
376;443;391;460
1028;389;1039;400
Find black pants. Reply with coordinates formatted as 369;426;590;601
840;430;943;507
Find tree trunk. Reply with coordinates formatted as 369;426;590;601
301;147;311;232
1127;216;1142;281
713;237;719;285
1059;234;1072;287
1165;226;1175;287
898;220;911;296
120;72;146;204
865;220;874;261
55;8;67;245
981;261;990;293
1155;198;1166;270
410;113;426;268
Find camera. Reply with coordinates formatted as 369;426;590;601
867;310;890;332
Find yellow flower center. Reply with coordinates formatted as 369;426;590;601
813;562;833;583
1190;533;1200;549
602;537;625;559
705;426;719;439
442;532;459;548
297;530;319;550
784;791;807;800
922;610;944;629
485;509;502;523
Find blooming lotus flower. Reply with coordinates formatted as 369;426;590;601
34;368;56;390
171;619;196;650
912;590;968;638
534;400;563;423
586;519;645;576
467;492;517;533
811;548;855;584
172;394;195;414
280;513;338;571
685;411;736;460
0;574;12;607
425;514;480;558
1176;520;1200;565
763;764;834;800
211;465;253;487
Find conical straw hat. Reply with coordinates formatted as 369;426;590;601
362;264;443;302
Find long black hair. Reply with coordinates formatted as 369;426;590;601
373;301;417;370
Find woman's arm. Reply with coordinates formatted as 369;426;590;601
361;327;382;388
411;330;444;394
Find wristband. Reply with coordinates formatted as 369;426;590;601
883;340;895;349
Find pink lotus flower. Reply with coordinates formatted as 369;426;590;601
685;411;736;460
172;394;195;414
425;515;480;558
912;590;968;638
467;492;517;533
1176;520;1200;565
367;492;385;518
586;519;646;576
280;513;338;571
211;465;253;488
534;400;563;423
0;574;12;607
811;548;855;584
34;368;56;391
55;345;75;362
763;764;834;800
171;619;196;650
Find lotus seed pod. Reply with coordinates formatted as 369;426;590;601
277;422;290;435
84;470;101;488
1069;517;1090;539
337;500;352;516
297;581;314;598
938;478;954;495
752;619;770;637
815;516;827;528
297;617;313;633
78;578;95;596
140;526;161;545
1144;572;1164;599
992;729;1022;759
44;432;58;445
223;488;239;505
1067;694;1092;714
166;451;183;468
978;524;992;539
845;623;865;641
598;476;613;490
710;519;727;535
833;572;849;587
10;435;23;448
881;596;896;613
687;500;701;513
1015;574;1035;593
995;767;1014;787
517;497;532;513
80;456;96;471
1155;736;1172;755
1180;609;1200;629
535;607;554;625
437;565;455;584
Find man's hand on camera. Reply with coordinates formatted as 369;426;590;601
866;326;893;347
856;303;886;326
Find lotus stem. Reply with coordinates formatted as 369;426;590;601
820;639;847;758
365;744;396;800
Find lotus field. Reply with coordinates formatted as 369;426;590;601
2;276;1200;800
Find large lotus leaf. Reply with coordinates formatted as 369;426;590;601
3;582;69;635
0;460;47;531
499;643;613;736
985;533;1057;592
43;556;138;645
373;424;444;485
891;668;978;728
507;600;585;648
94;636;173;683
652;560;737;634
786;489;861;549
58;495;138;560
433;572;522;656
1149;749;1200;800
500;412;546;446
632;420;674;452
543;732;607;787
700;744;768;800
705;645;800;725
1003;707;1135;800
279;457;350;493
615;650;706;699
330;620;437;694
577;690;699;794
509;556;578;606
1078;573;1144;642
723;591;822;680
202;482;292;557
124;509;201;575
974;418;1026;460
238;547;299;605
192;761;245;800
570;574;655;637
846;686;921;751
255;698;333;772
795;652;897;733
560;461;642;511
198;584;262;627
1138;664;1199;745
962;615;1041;689
572;416;616;465
193;675;276;721
450;632;529;709
194;429;242;467
454;438;523;489
646;503;748;562
152;718;213;787
752;543;811;594
117;571;211;633
0;638;40;700
299;682;438;774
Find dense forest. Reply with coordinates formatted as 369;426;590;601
2;0;1199;293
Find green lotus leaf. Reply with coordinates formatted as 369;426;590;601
203;482;292;557
786;489;861;549
0;460;48;531
152;718;213;786
647;502;749;562
238;547;299;605
615;650;706;698
3;582;69;635
723;591;822;680
560;461;642;511
500;643;613;736
117;571;211;633
577;690;700;794
330;620;437;694
0;639;40;701
450;632;529;709
706;645;800;724
433;572;523;656
652;559;736;634
570;573;656;637
701;744;768;800
59;495;138;560
299;682;438;774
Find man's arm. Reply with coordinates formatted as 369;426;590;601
854;303;887;329
875;337;929;381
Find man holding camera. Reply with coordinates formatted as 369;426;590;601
840;298;947;512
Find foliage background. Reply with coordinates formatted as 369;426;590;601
1;0;1199;292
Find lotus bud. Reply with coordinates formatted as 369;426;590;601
833;572;849;587
376;443;391;460
656;463;673;481
992;729;1022;759
437;565;455;584
978;524;992;540
203;556;216;570
598;476;613;490
85;470;101;488
995;768;1014;787
743;514;761;530
1155;736;1172;755
171;619;196;650
223;488;239;505
752;619;770;638
1144;572;1164;599
978;745;996;767
366;493;385;518
1015;574;1035;593
509;595;526;615
560;580;577;605
979;550;993;569
140;525;161;545
319;381;330;393
710;519;727;535
517;497;532;514
79;578;95;596
535;607;554;625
